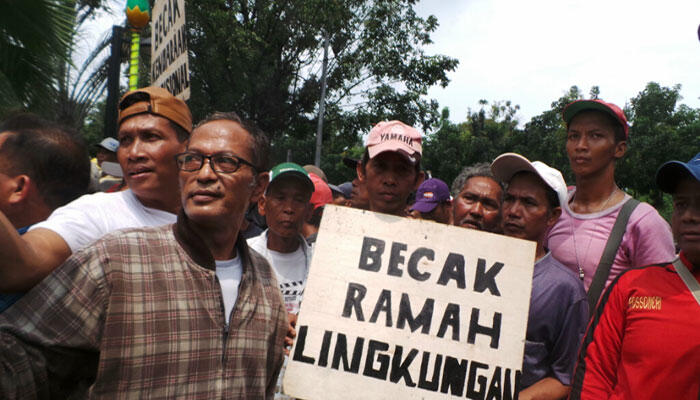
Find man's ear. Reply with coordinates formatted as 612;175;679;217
250;171;269;208
7;175;32;206
257;196;267;217
547;206;562;229
614;140;627;159
356;162;365;182
413;170;426;191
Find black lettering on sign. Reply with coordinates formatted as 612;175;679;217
389;345;418;387
369;289;392;327
331;334;364;373
440;356;468;395
291;325;315;364
437;303;460;341
486;366;502;400
503;369;521;400
468;309;502;349
407;247;434;281
437;252;466;288
166;0;173;26
158;2;168;47
396;293;433;334
172;0;181;21
318;330;333;367
363;340;390;380
466;361;489;400
387;241;407;277
474;258;504;296
358;236;385;272
417;352;442;392
341;282;366;320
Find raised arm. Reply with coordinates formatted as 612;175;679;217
0;211;71;292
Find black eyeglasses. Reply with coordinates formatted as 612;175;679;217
175;152;257;173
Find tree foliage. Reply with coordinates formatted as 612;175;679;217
423;82;700;220
187;0;458;169
0;0;111;129
618;82;700;211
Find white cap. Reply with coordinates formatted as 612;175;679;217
490;153;568;207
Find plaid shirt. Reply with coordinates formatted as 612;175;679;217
0;211;287;399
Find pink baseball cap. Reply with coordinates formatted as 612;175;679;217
366;120;422;163
562;99;629;139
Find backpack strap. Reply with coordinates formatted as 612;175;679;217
587;198;640;311
672;257;700;307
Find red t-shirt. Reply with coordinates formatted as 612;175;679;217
571;252;700;399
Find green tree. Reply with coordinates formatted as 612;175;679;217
422;100;522;187
422;108;471;185
619;82;700;213
1;0;111;129
187;0;458;173
509;85;585;183
1;0;75;115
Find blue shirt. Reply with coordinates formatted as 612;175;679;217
521;252;588;388
0;227;31;313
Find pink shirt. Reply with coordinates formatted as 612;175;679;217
547;191;675;291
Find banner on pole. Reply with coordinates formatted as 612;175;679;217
150;0;190;100
283;205;535;399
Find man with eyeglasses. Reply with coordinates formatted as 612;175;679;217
0;87;190;296
0;111;288;398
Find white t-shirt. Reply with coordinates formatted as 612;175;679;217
248;230;311;314
215;256;243;324
31;190;177;252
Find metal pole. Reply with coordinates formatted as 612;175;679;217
104;25;124;139
314;35;330;167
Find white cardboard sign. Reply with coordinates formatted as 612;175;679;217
283;205;536;399
150;0;190;100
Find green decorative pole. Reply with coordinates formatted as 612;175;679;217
125;0;150;90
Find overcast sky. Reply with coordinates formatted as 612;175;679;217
415;0;700;124
80;0;700;125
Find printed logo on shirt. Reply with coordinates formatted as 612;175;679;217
280;280;305;314
279;280;304;296
628;295;662;311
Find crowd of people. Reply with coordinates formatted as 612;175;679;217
0;86;697;399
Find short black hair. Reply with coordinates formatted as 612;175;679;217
195;111;270;171
0;114;90;209
451;163;505;197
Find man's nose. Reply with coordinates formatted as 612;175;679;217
196;158;217;182
469;201;484;217
505;202;522;219
575;135;589;151
126;139;145;160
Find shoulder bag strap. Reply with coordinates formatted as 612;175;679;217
672;257;700;307
587;198;640;311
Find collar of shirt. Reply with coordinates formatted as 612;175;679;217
173;208;251;272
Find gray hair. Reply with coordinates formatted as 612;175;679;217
450;162;504;196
